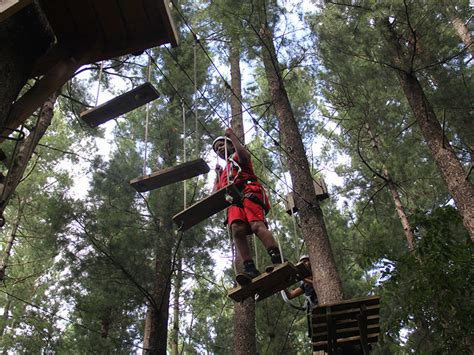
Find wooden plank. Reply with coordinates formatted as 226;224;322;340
313;324;380;342
118;0;148;39
172;183;241;231
80;82;159;127
227;262;301;302
65;0;98;41
0;0;32;22
40;0;77;42
313;334;379;351
313;315;380;332
91;0;127;45
313;296;380;314
130;158;210;192
313;304;380;322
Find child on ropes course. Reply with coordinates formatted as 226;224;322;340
213;127;282;284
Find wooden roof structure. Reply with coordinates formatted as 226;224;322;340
2;0;178;140
32;0;178;76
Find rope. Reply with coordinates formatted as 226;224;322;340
194;38;198;158
278;144;300;258
95;61;104;107
143;56;152;175
182;99;187;209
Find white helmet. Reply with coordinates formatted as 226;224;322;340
212;136;232;152
299;255;310;262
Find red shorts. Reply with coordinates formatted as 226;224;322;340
227;196;266;226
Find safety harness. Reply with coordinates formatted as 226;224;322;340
227;156;270;214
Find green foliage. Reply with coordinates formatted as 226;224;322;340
378;207;473;353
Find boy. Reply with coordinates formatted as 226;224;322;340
285;255;318;337
213;127;282;284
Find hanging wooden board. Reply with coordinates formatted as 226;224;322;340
172;183;241;231
227;262;301;302
80;82;159;127
130;158;210;192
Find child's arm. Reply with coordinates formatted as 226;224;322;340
284;286;304;300
225;127;250;166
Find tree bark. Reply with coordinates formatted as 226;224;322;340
0;91;58;224
396;71;474;240
0;2;54;128
229;35;257;355
170;258;182;355
382;19;474;241
258;23;344;303
0;203;22;281
365;123;416;252
142;239;172;355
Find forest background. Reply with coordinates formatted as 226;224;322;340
0;0;472;354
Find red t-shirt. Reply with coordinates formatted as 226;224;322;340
217;152;258;190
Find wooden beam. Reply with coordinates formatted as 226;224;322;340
1;57;81;143
130;158;209;192
80;82;159;127
0;0;32;23
172;183;241;231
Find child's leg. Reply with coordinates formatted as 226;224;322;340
231;221;252;261
249;221;283;264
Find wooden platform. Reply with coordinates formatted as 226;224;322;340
172;183;241;231
32;0;179;75
312;296;380;354
130;158;210;192
80;82;159;127
0;0;32;22
227;262;305;302
285;178;329;215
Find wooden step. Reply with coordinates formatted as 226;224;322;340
80;82;159;127
172;183;241;231
130;158;209;192
227;262;300;302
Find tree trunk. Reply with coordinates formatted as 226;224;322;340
0;204;22;281
396;71;474;240
365;123;415;252
0;297;11;337
229;35;257;355
384;19;474;241
170;258;182;355
0;92;58;220
142;240;172;355
258;22;344;304
0;2;54;128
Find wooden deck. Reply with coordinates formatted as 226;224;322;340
312;296;380;354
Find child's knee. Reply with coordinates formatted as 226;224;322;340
250;221;266;235
231;222;248;237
